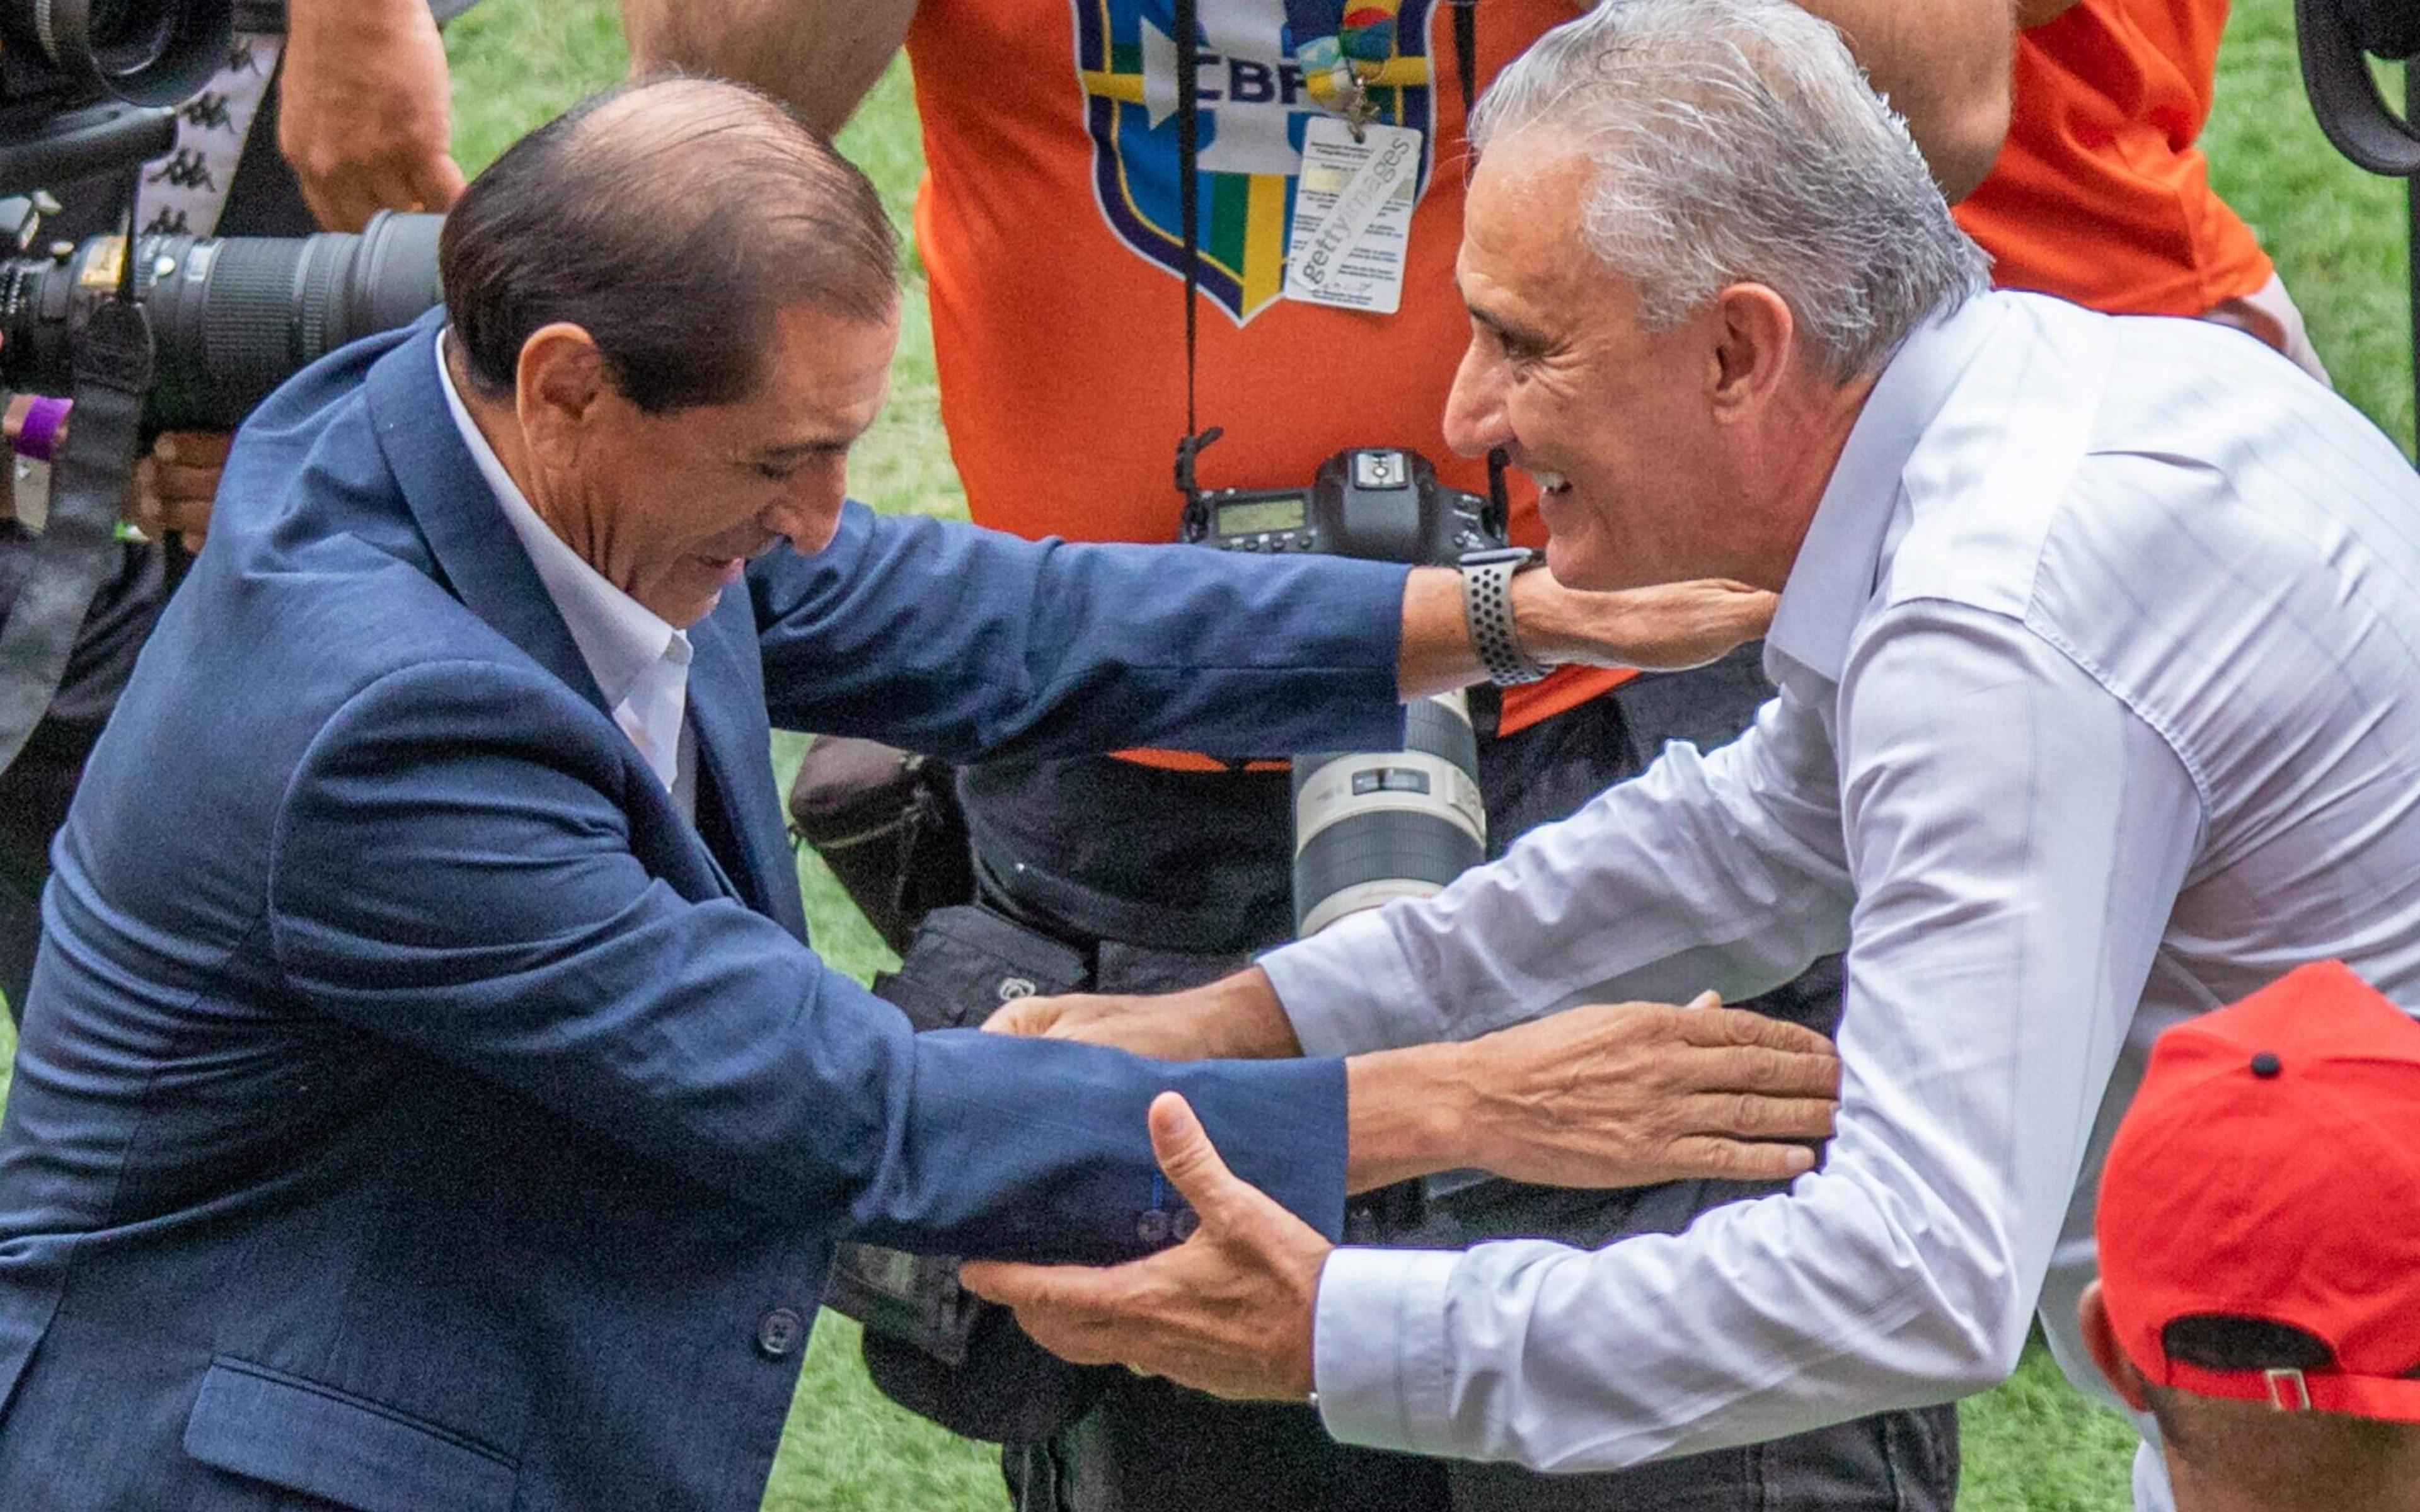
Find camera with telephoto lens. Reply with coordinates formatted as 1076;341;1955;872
1;208;446;432
1183;446;1511;936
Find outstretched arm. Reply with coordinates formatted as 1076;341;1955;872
968;604;2203;1469
750;503;1771;764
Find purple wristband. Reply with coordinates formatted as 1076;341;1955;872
14;397;70;464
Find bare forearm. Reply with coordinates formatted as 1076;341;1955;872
1395;566;1775;699
1793;0;2015;201
621;0;918;137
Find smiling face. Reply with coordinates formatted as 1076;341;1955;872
511;302;899;627
1443;129;1849;593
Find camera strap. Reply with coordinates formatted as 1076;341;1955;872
0;200;156;776
1172;0;1483;523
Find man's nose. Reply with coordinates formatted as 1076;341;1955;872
1442;344;1512;459
763;488;843;556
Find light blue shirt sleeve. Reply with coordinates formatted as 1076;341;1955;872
1294;603;2203;1470
1262;662;1856;1059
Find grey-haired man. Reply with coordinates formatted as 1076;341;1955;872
963;4;2420;1509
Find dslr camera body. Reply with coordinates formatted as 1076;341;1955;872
1187;447;1514;936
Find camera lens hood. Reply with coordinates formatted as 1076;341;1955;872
31;0;231;108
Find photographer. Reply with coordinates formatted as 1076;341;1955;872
0;0;471;1013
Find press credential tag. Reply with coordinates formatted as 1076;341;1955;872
1284;118;1420;314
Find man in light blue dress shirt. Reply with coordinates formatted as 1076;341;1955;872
963;4;2420;1508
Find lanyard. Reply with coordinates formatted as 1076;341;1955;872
1286;0;1403;123
1171;0;1484;516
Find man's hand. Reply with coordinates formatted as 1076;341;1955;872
127;431;229;551
960;1092;1330;1402
986;967;1301;1060
281;0;466;232
1342;993;1838;1192
1396;567;1774;699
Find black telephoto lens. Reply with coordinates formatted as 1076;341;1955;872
0;210;444;432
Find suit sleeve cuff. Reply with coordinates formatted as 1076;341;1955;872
1260;908;1444;1058
1311;1245;1463;1457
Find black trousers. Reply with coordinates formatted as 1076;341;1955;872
965;646;1958;1512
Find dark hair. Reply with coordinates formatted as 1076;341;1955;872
437;74;899;413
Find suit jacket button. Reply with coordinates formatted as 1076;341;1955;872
757;1307;804;1360
1135;1209;1172;1246
1170;1206;1199;1242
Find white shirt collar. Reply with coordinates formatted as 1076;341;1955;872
435;332;694;806
1766;294;2011;682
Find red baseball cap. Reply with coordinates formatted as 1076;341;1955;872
2097;959;2420;1421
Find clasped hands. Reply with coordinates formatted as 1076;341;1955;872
959;970;1837;1403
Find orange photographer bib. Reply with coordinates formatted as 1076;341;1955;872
1956;0;2273;316
903;0;1627;742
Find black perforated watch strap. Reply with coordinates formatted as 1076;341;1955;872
1459;551;1550;687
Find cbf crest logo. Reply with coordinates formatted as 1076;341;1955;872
1075;0;1439;324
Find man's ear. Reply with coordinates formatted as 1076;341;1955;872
514;321;611;465
1706;282;1796;421
2078;1281;2154;1412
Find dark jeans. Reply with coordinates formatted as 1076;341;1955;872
965;647;1958;1511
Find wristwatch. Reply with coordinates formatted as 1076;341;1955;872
1457;546;1551;687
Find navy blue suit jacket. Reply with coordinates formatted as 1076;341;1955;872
0;314;1412;1511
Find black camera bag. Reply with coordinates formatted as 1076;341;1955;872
786;736;972;955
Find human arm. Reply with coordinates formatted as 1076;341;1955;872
280;0;466;231
1008;656;1855;1062
965;605;2203;1449
264;657;1349;1262
1792;0;2017;201
621;0;916;138
750;503;1772;762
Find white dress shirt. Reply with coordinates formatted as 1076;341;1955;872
1262;291;2420;1506
435;335;698;821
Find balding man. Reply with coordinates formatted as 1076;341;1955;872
0;78;1836;1511
959;4;2420;1510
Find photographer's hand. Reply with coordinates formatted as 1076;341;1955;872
129;432;229;552
282;0;466;232
1396;566;1773;699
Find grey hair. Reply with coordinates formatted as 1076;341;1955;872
1470;0;1991;382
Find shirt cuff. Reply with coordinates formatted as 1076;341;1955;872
1311;1245;1463;1457
1259;908;1442;1058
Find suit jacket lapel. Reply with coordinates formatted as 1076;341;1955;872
361;311;608;719
362;313;803;939
686;590;810;942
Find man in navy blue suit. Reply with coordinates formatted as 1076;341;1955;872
0;79;1835;1510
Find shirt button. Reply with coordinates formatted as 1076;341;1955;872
756;1307;804;1360
1135;1209;1172;1246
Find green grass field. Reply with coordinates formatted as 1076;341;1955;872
4;2;2412;1506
